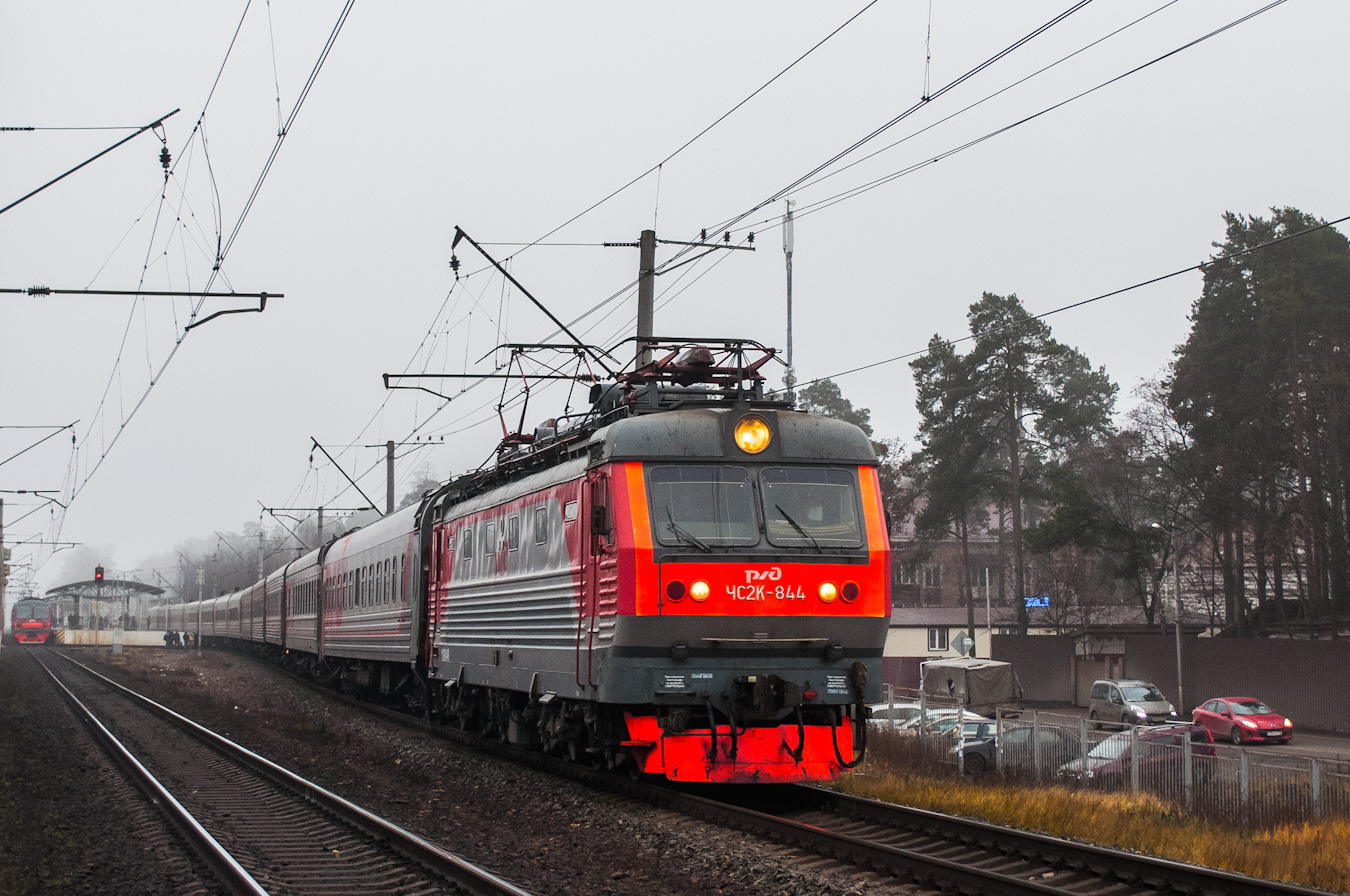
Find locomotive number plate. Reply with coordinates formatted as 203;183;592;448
726;584;805;601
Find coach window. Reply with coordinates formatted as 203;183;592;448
508;515;519;552
484;522;496;555
534;506;548;545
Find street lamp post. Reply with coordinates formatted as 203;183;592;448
1152;523;1185;714
1173;550;1184;714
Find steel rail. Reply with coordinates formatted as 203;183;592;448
32;651;270;896
169;648;1338;896
803;787;1327;896
47;650;534;896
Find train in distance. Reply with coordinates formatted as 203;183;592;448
10;598;57;645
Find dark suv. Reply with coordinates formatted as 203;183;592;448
1058;723;1216;783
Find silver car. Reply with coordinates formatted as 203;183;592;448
1088;679;1177;727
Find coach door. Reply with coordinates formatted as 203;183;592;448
576;472;610;689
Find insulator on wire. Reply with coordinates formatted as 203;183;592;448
160;146;171;170
723;231;731;243
700;229;707;241
747;233;754;245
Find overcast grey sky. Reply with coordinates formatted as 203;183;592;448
3;1;1346;598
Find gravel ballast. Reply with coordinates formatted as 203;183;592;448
2;644;909;895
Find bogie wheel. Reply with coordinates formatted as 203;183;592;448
1230;727;1244;746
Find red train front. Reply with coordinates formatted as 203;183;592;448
425;344;891;783
10;598;57;645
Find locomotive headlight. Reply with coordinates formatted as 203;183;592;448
665;581;687;602
690;580;711;602
841;581;860;603
733;415;772;454
818;582;838;603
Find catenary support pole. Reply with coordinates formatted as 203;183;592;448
636;229;656;368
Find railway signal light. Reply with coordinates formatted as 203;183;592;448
95;565;104;582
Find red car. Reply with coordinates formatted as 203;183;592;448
1192;697;1292;745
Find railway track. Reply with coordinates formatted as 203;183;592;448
641;783;1332;896
70;648;1336;896
239;654;1331;896
34;650;532;896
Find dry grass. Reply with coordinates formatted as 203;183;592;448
836;769;1350;892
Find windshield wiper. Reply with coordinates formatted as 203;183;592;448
775;504;822;553
665;507;713;552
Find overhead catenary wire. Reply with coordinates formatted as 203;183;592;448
724;0;1284;239
404;0;1307;504
193;5;1296;545
28;2;358;575
680;0;1096;250
554;0;1098;336
805;211;1350;390
301;1;1017;506
456;1;881;281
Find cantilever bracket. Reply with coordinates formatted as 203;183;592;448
185;293;270;332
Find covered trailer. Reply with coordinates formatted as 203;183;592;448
920;657;1023;716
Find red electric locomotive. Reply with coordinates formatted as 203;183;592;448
422;340;891;783
160;339;890;785
10;598;57;645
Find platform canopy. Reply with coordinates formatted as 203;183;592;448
45;579;165;600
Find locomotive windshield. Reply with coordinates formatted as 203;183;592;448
762;467;863;548
648;464;864;550
648;466;759;547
